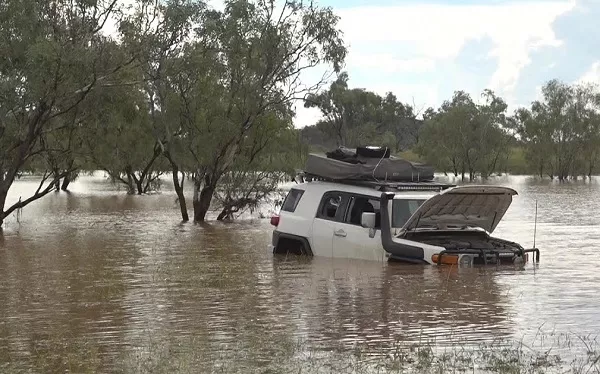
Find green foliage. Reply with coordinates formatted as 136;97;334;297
510;80;600;179
304;73;419;151
82;82;166;194
415;90;511;180
0;0;130;224
156;0;347;221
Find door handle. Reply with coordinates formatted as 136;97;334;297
334;229;347;237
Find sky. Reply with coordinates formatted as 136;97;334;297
291;0;600;128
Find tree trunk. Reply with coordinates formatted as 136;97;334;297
125;172;135;194
172;169;189;222
53;173;61;191
163;151;188;221
0;188;7;227
216;207;229;221
61;176;71;191
452;158;458;177
135;179;144;195
194;182;215;222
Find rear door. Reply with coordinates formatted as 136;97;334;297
311;191;349;257
332;194;386;262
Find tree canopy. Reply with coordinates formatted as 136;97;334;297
0;0;346;225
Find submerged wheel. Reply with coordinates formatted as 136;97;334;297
273;236;312;256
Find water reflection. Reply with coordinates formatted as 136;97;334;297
1;175;600;372
268;257;513;348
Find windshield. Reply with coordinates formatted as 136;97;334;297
392;199;426;228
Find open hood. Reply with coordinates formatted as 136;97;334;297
400;185;517;233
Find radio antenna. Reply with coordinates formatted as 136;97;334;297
533;199;538;249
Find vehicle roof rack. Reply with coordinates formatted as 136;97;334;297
296;172;456;192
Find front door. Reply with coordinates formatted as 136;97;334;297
332;194;386;262
311;191;348;257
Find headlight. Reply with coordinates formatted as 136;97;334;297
459;254;474;267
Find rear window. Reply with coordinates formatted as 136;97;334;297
281;188;304;212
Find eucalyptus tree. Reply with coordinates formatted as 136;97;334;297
512;81;600;179
0;0;131;226
379;93;420;152
510;104;553;178
169;0;346;222
81;80;166;194
415;90;510;180
213;113;302;221
119;0;205;218
304;73;420;150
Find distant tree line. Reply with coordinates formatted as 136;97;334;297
301;72;422;152
303;76;600;182
0;0;346;226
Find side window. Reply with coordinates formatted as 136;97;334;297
344;195;381;228
392;199;426;227
281;188;304;212
317;192;345;221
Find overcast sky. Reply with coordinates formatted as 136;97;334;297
289;0;600;127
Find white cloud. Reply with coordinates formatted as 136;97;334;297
368;82;440;113
336;0;575;106
577;61;600;84
293;104;322;128
348;54;435;73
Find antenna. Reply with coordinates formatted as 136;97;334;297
533;199;538;249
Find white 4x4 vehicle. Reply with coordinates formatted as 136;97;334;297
269;179;540;266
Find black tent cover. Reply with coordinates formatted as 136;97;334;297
304;146;435;182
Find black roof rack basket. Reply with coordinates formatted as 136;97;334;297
296;172;456;192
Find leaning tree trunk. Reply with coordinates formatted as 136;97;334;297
61;175;71;191
194;189;214;222
172;169;188;222
216;207;231;221
164;151;188;221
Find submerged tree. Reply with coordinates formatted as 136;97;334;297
213;114;305;221
166;0;346;222
415;90;510;181
510;80;600;180
82;81;166;194
119;0;205;218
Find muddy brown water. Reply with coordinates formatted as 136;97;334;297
1;174;600;372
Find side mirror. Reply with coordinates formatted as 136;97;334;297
361;212;376;229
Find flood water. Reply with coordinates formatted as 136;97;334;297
1;174;600;373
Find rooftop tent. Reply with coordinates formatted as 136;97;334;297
304;146;435;182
